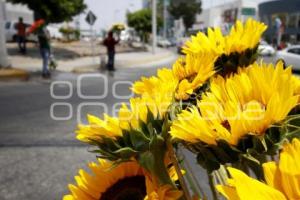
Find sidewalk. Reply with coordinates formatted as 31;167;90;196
5;46;176;75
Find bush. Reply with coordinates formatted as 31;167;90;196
59;27;80;41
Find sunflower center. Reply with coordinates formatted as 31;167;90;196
100;175;146;200
221;120;231;131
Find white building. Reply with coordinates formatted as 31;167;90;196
195;0;259;32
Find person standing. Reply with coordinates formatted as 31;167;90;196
37;25;51;78
103;31;119;71
16;17;26;54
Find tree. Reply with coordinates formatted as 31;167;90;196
0;1;10;68
168;0;202;32
7;0;86;23
127;9;162;43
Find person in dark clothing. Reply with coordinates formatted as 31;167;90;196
37;26;51;78
16;17;26;54
103;31;119;71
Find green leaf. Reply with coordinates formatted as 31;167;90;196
149;134;165;151
252;136;267;153
216;140;240;162
130;130;150;151
138;151;155;173
122;130;133;147
112;147;138;159
196;146;220;173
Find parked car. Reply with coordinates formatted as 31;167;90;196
157;38;171;48
5;21;37;42
176;37;190;54
275;45;300;70
258;40;275;56
168;37;177;47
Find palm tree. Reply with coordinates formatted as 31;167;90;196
0;0;10;68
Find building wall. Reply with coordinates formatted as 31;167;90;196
259;0;300;43
196;0;258;33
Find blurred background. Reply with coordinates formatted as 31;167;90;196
0;0;300;199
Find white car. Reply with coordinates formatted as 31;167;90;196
5;21;37;42
275;45;300;70
157;38;171;48
258;41;275;56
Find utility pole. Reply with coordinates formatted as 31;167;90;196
0;0;10;68
163;0;167;38
152;0;157;54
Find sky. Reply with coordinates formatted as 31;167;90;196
79;0;142;31
79;0;272;31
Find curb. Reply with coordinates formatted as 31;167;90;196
70;52;175;73
71;64;101;73
0;68;29;81
116;52;174;68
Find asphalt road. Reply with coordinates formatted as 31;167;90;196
0;54;282;200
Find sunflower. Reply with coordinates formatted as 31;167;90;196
144;185;183;200
144;168;183;200
183;18;266;56
182;19;267;76
63;158;183;200
292;75;300;98
224;18;267;55
173;54;216;100
76;93;165;143
63;159;147;200
118;96;160;131
133;52;216;101
170;61;299;145
132;68;178;115
216;138;300;200
76;114;123;143
216;167;287;200
182;26;224;56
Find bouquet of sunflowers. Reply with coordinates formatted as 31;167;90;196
63;18;300;200
111;23;126;33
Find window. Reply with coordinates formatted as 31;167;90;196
288;48;300;55
271;13;287;27
298;12;300;28
262;15;269;26
288;13;297;28
5;22;10;29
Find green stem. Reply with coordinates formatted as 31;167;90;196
152;150;175;186
179;147;206;199
147;135;175;187
167;141;192;200
208;172;219;200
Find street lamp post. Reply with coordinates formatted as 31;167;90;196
152;0;157;54
163;0;167;38
0;0;10;68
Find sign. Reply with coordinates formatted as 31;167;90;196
85;11;97;26
241;8;255;16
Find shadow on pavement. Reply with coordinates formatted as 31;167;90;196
7;42;81;60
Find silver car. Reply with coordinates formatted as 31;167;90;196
275;45;300;70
